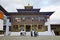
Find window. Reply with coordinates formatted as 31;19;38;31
22;17;25;21
45;26;48;31
13;25;18;31
20;25;24;31
15;17;21;22
38;25;42;29
32;25;37;30
9;26;11;31
9;18;11;22
31;17;34;21
3;19;6;24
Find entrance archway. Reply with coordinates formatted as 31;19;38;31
26;25;31;32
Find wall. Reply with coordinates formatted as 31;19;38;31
0;19;3;30
10;31;54;36
38;31;54;36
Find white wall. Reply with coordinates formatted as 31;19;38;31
38;31;53;36
10;31;55;36
10;32;31;36
10;32;20;36
0;19;3;30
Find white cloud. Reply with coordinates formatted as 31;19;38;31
0;0;60;24
40;5;60;24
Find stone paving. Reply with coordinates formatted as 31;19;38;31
0;36;60;40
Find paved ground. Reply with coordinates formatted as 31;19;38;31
0;36;60;40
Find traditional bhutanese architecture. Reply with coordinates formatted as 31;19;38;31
0;5;55;36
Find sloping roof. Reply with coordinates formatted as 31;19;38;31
0;5;54;16
40;12;54;16
6;11;54;16
0;5;7;15
17;9;40;12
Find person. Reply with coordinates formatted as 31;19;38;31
31;30;35;37
31;31;33;37
34;30;38;37
20;29;25;36
20;30;23;36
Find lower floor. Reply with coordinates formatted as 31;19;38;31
2;24;55;36
3;23;60;36
2;24;60;36
8;31;54;36
11;24;47;32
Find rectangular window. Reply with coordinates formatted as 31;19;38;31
32;25;37;31
9;18;11;22
38;25;42;29
20;25;24;31
13;25;18;31
45;26;48;31
9;26;11;31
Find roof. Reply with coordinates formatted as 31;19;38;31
17;9;40;12
51;24;60;25
40;12;54;16
0;5;7;15
0;5;54;16
6;11;54;16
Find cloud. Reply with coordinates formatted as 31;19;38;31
40;5;60;24
0;0;60;24
0;0;60;9
50;0;60;5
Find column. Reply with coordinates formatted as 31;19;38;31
47;18;51;32
0;19;3;30
5;18;9;36
31;24;32;31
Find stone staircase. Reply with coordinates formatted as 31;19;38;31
0;36;60;40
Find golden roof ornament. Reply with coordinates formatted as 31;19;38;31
24;4;33;9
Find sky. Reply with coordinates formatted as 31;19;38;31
0;0;60;24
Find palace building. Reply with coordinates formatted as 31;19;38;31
0;5;55;36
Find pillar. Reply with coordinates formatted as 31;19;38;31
0;19;3;30
47;18;51;32
5;18;9;36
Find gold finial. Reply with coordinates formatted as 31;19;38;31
24;3;33;9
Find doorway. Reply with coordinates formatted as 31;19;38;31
26;25;31;32
54;31;60;36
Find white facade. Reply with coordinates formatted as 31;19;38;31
0;19;3;30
